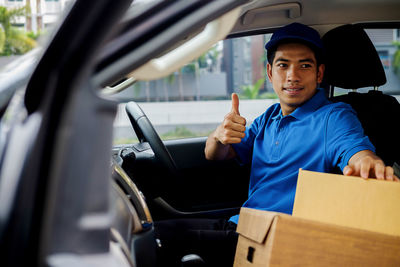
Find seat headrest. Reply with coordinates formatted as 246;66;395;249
322;24;386;89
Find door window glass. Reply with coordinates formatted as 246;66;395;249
113;34;280;144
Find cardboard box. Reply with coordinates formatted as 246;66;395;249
234;208;400;267
234;170;400;266
293;169;400;236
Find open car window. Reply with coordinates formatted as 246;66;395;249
113;28;400;144
113;33;280;144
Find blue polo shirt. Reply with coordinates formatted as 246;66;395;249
230;89;374;224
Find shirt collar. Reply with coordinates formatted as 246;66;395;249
272;88;328;121
271;107;284;120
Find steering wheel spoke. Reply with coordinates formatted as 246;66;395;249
125;102;178;175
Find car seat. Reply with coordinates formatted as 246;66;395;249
322;24;400;169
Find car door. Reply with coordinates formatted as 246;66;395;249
162;137;250;216
0;0;248;266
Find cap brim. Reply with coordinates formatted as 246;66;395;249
265;35;323;51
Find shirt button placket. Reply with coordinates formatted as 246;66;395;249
272;119;282;159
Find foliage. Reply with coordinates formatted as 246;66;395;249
5;27;36;55
113;126;212;144
0;5;36;56
239;78;265;99
203;45;220;70
133;82;142;98
27;30;42;40
162;126;212;140
165;73;175;85
393;41;400;76
162;126;196;140
0;26;5;53
113;137;139;145
259;91;278;99
183;43;221;74
239;77;278;100
182;62;197;73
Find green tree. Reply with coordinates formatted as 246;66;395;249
162;73;175;101
393;41;400;76
0;5;36;55
0;26;5;53
180;44;222;101
239;78;265;99
205;45;221;72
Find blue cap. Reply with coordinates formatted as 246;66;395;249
265;23;323;52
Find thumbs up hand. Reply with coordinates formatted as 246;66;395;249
231;92;240;115
214;93;247;145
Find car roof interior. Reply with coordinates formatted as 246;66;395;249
230;0;400;36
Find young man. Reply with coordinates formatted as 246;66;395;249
155;23;397;267
205;22;397;223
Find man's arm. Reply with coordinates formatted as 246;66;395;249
343;150;399;181
204;93;246;161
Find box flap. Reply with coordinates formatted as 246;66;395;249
236;208;279;244
293;169;400;236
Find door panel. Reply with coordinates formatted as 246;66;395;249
158;137;250;219
119;137;250;220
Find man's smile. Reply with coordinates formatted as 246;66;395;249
283;87;304;95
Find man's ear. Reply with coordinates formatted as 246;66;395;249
267;63;273;82
317;63;325;83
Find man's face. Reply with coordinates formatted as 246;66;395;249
267;43;325;116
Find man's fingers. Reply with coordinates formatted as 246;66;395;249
384;166;394;181
215;120;246;145
231;114;246;125
231;93;240;115
226;137;243;144
219;125;245;138
360;160;371;179
225;111;246;125
219;129;245;144
343;165;354;176
224;121;246;132
374;162;385;180
218;136;242;145
346;160;396;181
345;151;398;182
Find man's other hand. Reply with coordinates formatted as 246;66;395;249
344;150;400;181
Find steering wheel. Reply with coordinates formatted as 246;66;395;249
125;101;178;175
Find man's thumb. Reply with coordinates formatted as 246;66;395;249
231;93;240;115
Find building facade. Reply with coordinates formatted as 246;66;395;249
0;0;71;33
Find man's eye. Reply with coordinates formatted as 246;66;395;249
277;63;287;68
301;64;312;68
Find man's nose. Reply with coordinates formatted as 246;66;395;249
287;66;300;82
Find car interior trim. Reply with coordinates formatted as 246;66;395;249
113;162;153;225
129;7;242;81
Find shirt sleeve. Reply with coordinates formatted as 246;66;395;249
325;104;375;171
232;113;264;165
